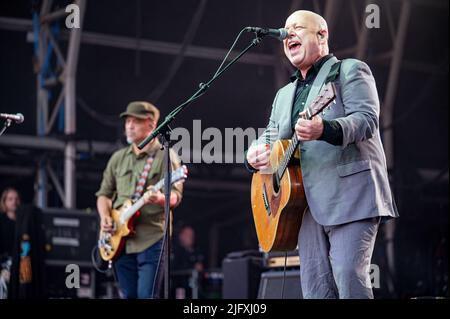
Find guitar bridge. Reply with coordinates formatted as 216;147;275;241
98;232;114;254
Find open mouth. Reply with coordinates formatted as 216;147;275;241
288;42;301;53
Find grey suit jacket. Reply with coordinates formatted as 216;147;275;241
252;58;399;226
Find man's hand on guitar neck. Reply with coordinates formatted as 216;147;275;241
295;111;324;141
144;187;181;208
247;143;271;171
145;189;165;206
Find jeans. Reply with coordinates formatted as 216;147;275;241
114;239;163;299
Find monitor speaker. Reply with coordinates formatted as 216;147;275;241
258;269;303;299
222;250;264;299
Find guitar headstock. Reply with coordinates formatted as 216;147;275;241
306;82;336;119
172;165;188;183
142;165;188;201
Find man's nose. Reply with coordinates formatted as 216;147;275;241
285;32;295;41
286;27;295;37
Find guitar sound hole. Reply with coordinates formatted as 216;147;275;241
272;174;280;194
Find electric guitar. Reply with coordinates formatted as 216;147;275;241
98;165;188;261
251;82;337;252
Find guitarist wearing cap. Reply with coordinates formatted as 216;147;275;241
96;101;183;299
246;11;398;299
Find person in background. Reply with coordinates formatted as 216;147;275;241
171;225;205;298
0;187;21;299
173;225;204;272
96;101;183;299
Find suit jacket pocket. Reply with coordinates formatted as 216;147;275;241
337;159;372;177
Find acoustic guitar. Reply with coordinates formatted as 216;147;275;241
251;82;336;252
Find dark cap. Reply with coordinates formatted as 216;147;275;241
119;101;160;123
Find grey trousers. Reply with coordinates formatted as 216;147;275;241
298;208;380;299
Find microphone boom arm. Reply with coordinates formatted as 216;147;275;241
138;30;263;150
0;118;12;137
136;27;265;300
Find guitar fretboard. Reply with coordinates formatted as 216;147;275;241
275;114;306;183
120;167;185;223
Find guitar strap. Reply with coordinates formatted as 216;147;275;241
132;154;155;201
304;56;340;109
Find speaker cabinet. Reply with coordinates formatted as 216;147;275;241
258;269;303;299
222;251;264;299
41;208;98;263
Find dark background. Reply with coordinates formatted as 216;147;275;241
0;0;448;298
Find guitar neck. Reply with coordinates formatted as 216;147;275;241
120;177;165;222
275;113;308;181
153;178;164;193
119;166;186;223
124;197;146;220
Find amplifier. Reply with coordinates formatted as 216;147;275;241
265;250;300;268
258;270;303;299
41;208;99;263
222;250;264;299
266;255;300;268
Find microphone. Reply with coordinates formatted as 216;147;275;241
245;27;288;41
0;113;24;124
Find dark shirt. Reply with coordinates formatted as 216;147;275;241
0;213;15;262
290;54;343;146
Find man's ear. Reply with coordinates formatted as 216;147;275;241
318;29;329;42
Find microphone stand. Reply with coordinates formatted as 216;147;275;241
138;30;264;299
0;119;12;137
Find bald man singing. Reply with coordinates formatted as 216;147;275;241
246;11;398;298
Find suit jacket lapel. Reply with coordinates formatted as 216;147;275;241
287;79;297;119
279;81;297;138
305;56;339;110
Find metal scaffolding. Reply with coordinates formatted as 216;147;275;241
31;0;86;208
